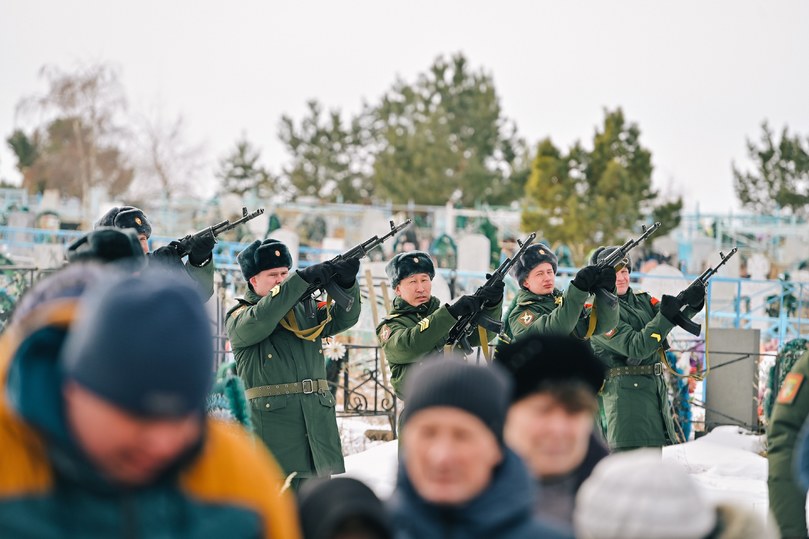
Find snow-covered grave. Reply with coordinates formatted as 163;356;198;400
342;424;773;521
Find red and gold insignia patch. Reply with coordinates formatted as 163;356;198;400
650;296;660;306
777;373;805;405
518;310;534;326
379;324;391;342
604;328;617;338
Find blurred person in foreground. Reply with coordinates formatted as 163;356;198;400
95;205;216;299
389;358;572;539
574;449;777;539
495;333;609;529
377;251;503;400
0;268;300;538
297;477;392;539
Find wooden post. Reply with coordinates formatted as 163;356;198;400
365;269;391;389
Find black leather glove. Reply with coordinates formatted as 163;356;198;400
571;265;600;293
477;277;505;305
446;295;482;319
681;281;706;310
150;241;185;270
659;294;683;324
297;261;335;285
187;229;216;266
332;258;361;288
595;266;617;291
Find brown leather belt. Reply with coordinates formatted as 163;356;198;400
607;362;663;378
245;378;329;400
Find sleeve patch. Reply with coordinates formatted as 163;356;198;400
229;305;247;318
379;324;391;342
518;310;535;327
650;332;662;342
271;285;281;297
418;319;430;332
650;296;660;306
777;373;805;405
604;328;617;338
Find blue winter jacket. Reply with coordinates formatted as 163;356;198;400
388;447;573;539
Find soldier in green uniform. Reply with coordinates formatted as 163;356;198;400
95;206;216;300
589;246;705;451
226;239;362;488
502;243;619;342
768;349;809;539
376;251;504;400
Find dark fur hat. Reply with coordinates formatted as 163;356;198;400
94;206;152;239
237;239;293;281
591;246;632;271
385;250;435;288
66;227;146;270
494;333;606;402
510;243;558;286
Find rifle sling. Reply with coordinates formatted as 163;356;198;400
279;297;333;342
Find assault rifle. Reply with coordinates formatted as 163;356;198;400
597;222;662;271
173;207;265;258
444;232;536;356
300;219;412;317
672;247;738;336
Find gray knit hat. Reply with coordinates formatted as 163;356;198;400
401;357;512;445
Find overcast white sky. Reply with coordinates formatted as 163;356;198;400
2;0;807;214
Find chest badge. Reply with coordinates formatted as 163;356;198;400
519;310;534;326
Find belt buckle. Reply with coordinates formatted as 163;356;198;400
301;379;315;394
653;363;663;376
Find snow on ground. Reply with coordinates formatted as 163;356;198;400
343;423;773;517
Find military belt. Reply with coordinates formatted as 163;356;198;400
245;378;329;400
607;362;663;378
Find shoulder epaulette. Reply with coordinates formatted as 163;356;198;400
227;298;255;319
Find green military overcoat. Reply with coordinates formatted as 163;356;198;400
226;272;361;478
377;296;502;399
591;288;699;450
502;284;619;341
768;350;809;538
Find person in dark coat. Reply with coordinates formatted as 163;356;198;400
389;358;572;539
0;268;302;538
298;477;392;539
95;205;216;299
495;334;609;529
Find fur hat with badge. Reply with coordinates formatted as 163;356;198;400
386;250;435;288
237;239;293;281
494;333;606;403
94;206;152;239
591;246;632;272
510;243;558;286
